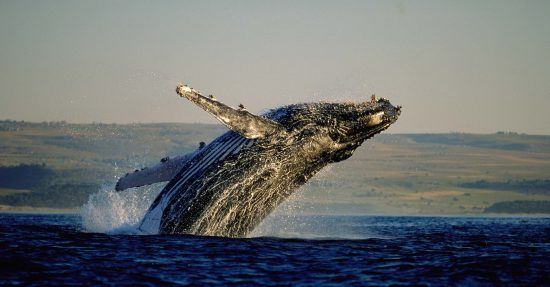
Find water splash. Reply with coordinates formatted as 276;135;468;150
249;192;361;239
251;197;379;240
80;184;162;234
251;213;376;239
250;166;375;239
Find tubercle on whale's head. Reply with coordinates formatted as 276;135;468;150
327;97;401;145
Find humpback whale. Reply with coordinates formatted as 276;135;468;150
116;84;401;237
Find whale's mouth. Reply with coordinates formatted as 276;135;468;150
349;103;401;143
362;120;395;140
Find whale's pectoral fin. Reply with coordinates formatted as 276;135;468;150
176;84;285;139
115;149;199;191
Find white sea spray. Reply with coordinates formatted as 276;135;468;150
80;184;162;234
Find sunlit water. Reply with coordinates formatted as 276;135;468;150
1;212;548;286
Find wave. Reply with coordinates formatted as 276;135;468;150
79;184;162;234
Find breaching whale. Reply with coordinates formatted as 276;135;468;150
116;84;401;237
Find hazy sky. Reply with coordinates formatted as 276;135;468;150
1;0;549;134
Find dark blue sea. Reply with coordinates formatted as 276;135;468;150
0;213;549;286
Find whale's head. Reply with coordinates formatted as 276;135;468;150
301;97;401;162
269;96;400;160
270;97;400;143
330;97;401;144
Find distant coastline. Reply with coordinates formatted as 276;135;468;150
1;120;549;215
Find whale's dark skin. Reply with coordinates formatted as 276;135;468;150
129;84;400;237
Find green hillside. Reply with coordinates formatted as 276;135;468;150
1;120;549;214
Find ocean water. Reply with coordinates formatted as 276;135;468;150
0;213;548;286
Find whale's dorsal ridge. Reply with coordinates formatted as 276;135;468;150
176;84;285;139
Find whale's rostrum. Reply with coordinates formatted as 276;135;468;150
116;83;401;237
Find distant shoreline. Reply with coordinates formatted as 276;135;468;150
2;121;549;215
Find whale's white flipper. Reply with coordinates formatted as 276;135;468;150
115;148;202;191
176;84;286;139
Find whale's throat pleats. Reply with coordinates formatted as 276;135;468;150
138;132;256;234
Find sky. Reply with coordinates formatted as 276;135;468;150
0;0;549;134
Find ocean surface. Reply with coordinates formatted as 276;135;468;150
0;213;549;286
